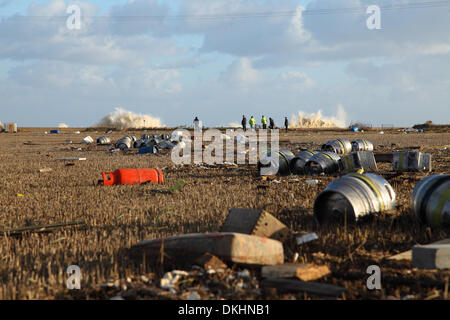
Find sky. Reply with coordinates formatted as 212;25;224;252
0;0;449;127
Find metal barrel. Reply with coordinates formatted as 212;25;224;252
322;138;352;156
393;151;432;172
304;151;342;176
314;173;396;224
96;136;111;145
412;174;450;227
115;136;133;150
290;150;317;175
141;134;151;140
351;139;374;152
258;149;295;176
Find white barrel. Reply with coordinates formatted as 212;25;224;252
351;139;374;152
258;149;295;176
412;175;450;227
115;136;133;150
314;173;396;224
96;136;111;145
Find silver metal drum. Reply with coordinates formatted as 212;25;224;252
290;150;317;175
412;174;450;227
115;136;134;150
351;139;374;152
258;149;295;176
96;136;111;145
322;138;352;156
304;151;342;176
314;173;396;224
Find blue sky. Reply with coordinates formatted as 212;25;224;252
0;0;449;127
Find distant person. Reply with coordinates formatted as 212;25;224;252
194;116;201;132
241;115;247;132
269;117;275;130
284;117;289;133
261;115;267;129
249;116;256;131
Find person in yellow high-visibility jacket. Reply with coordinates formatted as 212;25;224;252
261;115;267;129
249;116;256;131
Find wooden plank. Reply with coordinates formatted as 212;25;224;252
261;263;330;281
130;232;284;267
388;239;450;261
412;241;450;269
220;208;290;242
260;278;346;297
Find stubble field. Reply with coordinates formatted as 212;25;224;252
0;127;449;300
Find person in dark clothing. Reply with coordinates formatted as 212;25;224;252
241;115;247;132
269;117;275;130
284;117;289;132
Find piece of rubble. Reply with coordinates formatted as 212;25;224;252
261;263;330;281
412;241;450;269
194;253;227;270
220;208;290;242
295;232;319;245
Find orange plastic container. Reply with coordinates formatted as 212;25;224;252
101;168;164;186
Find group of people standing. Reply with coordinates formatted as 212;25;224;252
241;115;289;132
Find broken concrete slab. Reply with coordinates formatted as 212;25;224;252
412;241;450;269
388;239;450;261
220;208;290;242
393;151;432;172
261;263;330;281
130;232;284;267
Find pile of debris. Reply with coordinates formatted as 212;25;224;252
119;208;346;300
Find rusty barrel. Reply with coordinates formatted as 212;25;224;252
304;151;342;176
351;139;374;152
322;138;352;156
412;174;450;227
258;149;295;176
290;150;317;175
314;173;396;224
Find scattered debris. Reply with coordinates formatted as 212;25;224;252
393;151;432;172
295;232;319;245
341;151;378;174
305;179;319;185
261;263;331;281
194;253;227;270
82;136;94;144
96;136;111;145
220;208;290;242
49;129;59;134
39;168;53;173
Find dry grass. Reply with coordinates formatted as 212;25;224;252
0;128;449;300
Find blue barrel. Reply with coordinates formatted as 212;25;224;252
50;130;59;134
